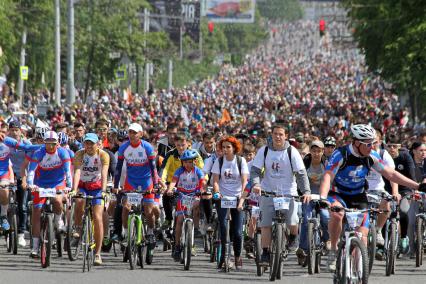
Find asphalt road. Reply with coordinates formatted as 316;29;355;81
1;237;426;284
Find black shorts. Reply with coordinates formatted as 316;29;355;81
328;192;368;210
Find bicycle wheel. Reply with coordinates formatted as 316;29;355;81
128;216;138;270
348;237;369;284
269;223;283;281
66;201;81;261
208;231;215;262
8;212;18;255
87;217;94;272
307;222;316;275
276;225;286;280
385;220;396;276
41;214;53;268
56;232;63;257
184;220;193;270
255;231;263;276
82;216;90;272
367;221;376;274
334;241;346;284
416;216;424;267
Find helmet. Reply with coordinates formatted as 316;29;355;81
43;131;59;142
117;130;128;141
58;132;69;145
350;124;376;140
180;149;198;161
324;136;336;146
35;127;49;139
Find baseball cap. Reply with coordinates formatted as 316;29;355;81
128;123;143;133
43;131;59;142
295;132;304;143
83;133;99;143
311;140;324;149
8;120;21;129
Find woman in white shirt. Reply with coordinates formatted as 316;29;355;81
212;136;249;270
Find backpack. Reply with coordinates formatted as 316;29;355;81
336;146;372;174
263;146;294;174
218;155;242;180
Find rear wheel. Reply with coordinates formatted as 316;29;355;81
66;202;81;261
416;217;424;267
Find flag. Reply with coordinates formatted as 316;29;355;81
219;109;231;126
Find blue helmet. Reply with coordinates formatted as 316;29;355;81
180;149;198;161
58;132;69;145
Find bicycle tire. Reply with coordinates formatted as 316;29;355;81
367;221;376;274
255;231;263;276
385;220;396;276
334;241;346;284
315;248;321;274
9;212;18;255
208;232;215;262
416;216;424;267
349;237;369;284
269;223;283;281
41;214;53;268
128;215;138;270
138;244;145;269
66;201;81;261
277;225;286;280
184;220;193;270
82;216;90;272
28;203;33;250
307;222;316;275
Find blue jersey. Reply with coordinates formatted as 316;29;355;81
326;144;385;195
27;147;72;189
0;137;42;178
114;139;158;190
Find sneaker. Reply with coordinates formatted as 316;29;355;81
30;248;40;258
173;246;181;261
235;256;243;271
327;250;336;272
376;231;385;246
296;248;307;266
18;233;26;248
1;217;10;231
325;240;332;251
191;245;197;256
400;237;409;254
260;251;270;265
206;224;214;233
94;254;102;266
287;235;298;252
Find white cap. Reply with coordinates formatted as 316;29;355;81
128;123;143;133
43;131;58;142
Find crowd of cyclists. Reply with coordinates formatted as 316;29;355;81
0;20;425;282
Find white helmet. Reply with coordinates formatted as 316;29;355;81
350;124;376;140
35;127;49;139
43;131;59;142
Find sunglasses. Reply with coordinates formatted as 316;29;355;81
97;128;108;131
386;144;401;149
358;140;374;148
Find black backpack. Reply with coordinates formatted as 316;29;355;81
218;155;242;180
337;146;373;174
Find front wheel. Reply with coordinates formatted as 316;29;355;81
255;231;263;276
416;217;424;267
7;212;18;255
347;237;369;284
184;220;193;270
66;201;81;261
307;222;316;275
269;223;283;281
128;216;138;270
385;221;397;276
40;214;53;268
367;222;377;274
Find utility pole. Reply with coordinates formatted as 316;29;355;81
17;28;27;108
66;0;75;105
55;0;61;106
179;22;183;60
144;8;150;93
168;59;173;90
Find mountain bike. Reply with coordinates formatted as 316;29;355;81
1;185;18;255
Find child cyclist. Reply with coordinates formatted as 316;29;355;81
165;149;206;261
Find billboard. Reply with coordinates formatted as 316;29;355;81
205;0;256;23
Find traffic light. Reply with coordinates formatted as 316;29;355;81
319;19;326;37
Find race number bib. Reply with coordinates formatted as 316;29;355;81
221;196;237;209
39;188;56;198
273;197;290;210
127;193;142;206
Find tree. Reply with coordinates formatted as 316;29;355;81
343;0;426;122
257;0;303;21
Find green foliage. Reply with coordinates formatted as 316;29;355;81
257;0;303;21
343;0;426;121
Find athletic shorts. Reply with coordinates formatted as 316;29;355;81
259;195;300;227
32;184;66;209
328;192;370;228
78;188;104;206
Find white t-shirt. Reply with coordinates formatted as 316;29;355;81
202;154;218;186
211;156;249;197
366;149;395;190
252;145;305;195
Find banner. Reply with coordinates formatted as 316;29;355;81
205;0;255;23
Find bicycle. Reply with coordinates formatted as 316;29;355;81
66;192;80;261
124;190;145;270
306;194;325;275
178;193;199;270
324;204;370;284
208;201;221;265
263;192;302;281
72;193;104;272
218;195;238;272
413;192;426;268
31;186;68;268
1;184;18;255
382;192;400;276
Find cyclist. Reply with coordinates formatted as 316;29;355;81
26;131;72;258
166;149;205;261
250;124;311;265
212;136;249;270
72;133;110;265
320;124;425;271
114;123;161;245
